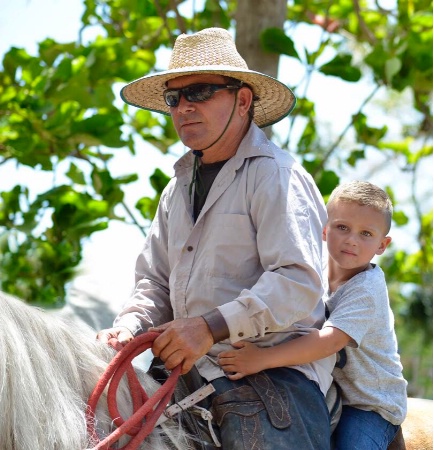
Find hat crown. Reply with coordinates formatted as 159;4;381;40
168;28;249;71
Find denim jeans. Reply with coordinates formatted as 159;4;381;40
210;367;331;450
333;406;399;450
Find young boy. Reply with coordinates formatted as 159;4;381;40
218;181;407;449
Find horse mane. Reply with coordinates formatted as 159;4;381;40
0;291;189;450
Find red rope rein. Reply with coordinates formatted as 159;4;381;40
86;332;181;450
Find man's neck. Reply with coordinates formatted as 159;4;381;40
197;120;250;164
200;146;237;164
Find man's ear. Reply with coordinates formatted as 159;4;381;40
376;235;392;255
238;87;253;118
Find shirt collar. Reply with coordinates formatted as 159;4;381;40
173;122;275;174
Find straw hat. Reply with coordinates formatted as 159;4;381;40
120;28;296;128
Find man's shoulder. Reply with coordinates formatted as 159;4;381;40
252;147;297;170
241;123;298;167
159;176;180;208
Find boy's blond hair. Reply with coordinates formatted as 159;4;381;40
327;181;393;233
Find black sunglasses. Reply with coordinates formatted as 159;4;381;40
163;83;242;107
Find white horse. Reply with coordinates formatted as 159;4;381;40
0;291;191;450
0;291;431;450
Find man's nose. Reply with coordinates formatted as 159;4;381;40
176;95;195;113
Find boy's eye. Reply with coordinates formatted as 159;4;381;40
337;224;348;231
361;231;373;237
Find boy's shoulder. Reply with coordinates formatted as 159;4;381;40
350;263;386;287
327;264;387;305
361;263;387;288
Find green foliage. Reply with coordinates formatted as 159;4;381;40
0;0;168;302
0;183;110;305
260;28;300;59
382;210;433;397
135;169;171;221
318;54;362;82
0;0;431;394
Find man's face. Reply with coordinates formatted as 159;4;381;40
166;74;240;151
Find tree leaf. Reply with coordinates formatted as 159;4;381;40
318;53;362;82
260;27;299;59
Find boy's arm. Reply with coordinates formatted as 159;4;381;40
218;326;351;380
276;326;351;365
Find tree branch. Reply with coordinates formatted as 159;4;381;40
312;84;381;177
121;200;147;238
353;0;377;45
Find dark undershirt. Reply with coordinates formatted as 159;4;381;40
193;159;228;221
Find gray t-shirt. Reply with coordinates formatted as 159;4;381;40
324;264;407;425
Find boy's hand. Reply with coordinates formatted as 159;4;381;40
218;341;264;380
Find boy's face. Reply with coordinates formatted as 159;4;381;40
323;200;392;271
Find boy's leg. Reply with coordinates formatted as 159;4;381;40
211;367;330;450
333;406;400;450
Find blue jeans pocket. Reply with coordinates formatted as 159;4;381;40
211;368;330;450
212;385;269;450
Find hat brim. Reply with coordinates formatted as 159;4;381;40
120;66;296;128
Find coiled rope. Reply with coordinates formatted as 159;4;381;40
86;331;181;450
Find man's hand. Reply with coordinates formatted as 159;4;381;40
150;317;214;374
96;326;134;348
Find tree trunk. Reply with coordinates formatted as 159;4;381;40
234;0;287;134
234;0;287;76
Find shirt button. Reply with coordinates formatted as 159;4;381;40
187;246;193;251
238;332;244;337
